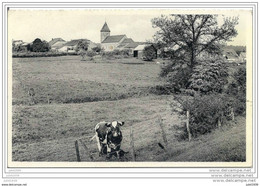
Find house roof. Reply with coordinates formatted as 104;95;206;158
117;38;135;48
134;44;155;51
49;38;65;46
101;22;110;32
134;44;147;51
240;52;246;58
101;35;126;43
223;48;239;58
64;39;89;46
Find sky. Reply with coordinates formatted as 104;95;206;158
8;9;251;46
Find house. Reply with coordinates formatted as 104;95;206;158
100;22;135;51
12;40;23;46
222;48;239;62
133;44;157;59
121;42;146;54
239;52;246;63
49;38;66;51
58;39;97;53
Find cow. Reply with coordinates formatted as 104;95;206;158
91;121;124;159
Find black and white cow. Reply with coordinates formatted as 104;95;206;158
92;121;124;159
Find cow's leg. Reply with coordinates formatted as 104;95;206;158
106;145;111;159
116;151;120;159
95;133;102;156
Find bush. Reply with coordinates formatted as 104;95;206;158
101;49;131;59
188;57;228;93
173;93;232;138
143;46;156;61
92;46;102;53
226;66;246;115
160;63;192;93
86;50;96;58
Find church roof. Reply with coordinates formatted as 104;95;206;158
121;38;134;44
101;22;110;32
102;35;126;43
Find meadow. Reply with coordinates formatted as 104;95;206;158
12;56;246;162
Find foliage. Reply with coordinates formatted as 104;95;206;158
87;50;96;57
188;57;229;93
30;38;50;52
226;66;246;115
12;51;68;58
143;45;157;61
101;49;131;59
75;40;89;52
92;46;102;53
173;93;231;138
153;14;238;90
75;40;89;60
160;62;192;93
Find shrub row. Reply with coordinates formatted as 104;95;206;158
12;52;72;58
101;49;131;59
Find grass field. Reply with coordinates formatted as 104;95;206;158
12;56;246;162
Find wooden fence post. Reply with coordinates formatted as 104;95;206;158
79;139;94;161
158;115;168;148
75;140;81;162
186;111;191;142
130;123;136;161
231;107;235;121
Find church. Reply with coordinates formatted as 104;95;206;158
100;22;135;51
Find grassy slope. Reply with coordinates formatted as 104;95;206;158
12;95;178;161
166;117;246;162
12;56;246;162
12;56;163;105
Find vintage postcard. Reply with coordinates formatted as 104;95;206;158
7;7;253;169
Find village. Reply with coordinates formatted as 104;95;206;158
12;22;246;63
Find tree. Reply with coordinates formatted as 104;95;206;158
152;14;238;90
31;38;50;52
75;40;89;52
143;45;157;61
76;40;89;61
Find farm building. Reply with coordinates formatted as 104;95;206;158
239;52;246;63
100;22;135;51
133;44;157;59
120;42;147;55
222;48;239;62
58;39;97;53
49;38;66;51
12;40;23;46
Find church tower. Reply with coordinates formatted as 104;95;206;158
100;22;110;43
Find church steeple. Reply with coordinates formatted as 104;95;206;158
100;22;110;43
101;22;110;32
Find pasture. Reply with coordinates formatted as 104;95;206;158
12;56;246;162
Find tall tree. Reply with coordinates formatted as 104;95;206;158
152;14;238;90
31;38;50;52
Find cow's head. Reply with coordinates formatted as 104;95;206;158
106;121;124;137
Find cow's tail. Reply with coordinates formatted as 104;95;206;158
90;134;96;142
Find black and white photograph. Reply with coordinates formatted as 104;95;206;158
2;2;259;186
9;8;252;167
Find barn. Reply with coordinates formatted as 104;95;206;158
133;44;157;59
